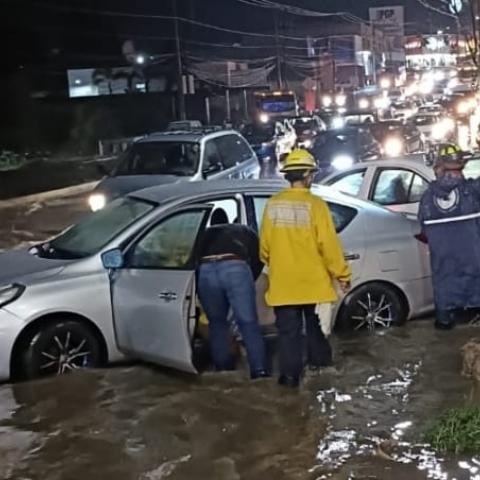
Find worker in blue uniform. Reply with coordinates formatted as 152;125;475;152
419;144;480;329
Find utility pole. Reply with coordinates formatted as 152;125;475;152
173;0;186;120
273;9;283;90
371;23;377;84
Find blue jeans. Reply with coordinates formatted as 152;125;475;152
197;260;267;375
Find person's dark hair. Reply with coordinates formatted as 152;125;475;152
285;169;310;183
210;208;229;225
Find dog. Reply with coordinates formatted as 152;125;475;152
461;338;480;381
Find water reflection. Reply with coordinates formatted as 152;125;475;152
0;302;479;478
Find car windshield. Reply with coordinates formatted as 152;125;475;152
43;197;155;259
344;114;374;125
292;119;316;133
115;141;200;177
370;122;403;139
242;124;275;143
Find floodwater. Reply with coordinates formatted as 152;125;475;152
1;195;480;479
1;324;479;480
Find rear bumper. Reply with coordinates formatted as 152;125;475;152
399;276;434;319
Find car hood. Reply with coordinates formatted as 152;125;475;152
0;249;71;285
94;175;190;200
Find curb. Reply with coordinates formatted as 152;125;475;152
0;181;98;209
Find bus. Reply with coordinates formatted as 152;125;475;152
254;90;299;122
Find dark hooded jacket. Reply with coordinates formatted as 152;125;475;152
419;173;480;310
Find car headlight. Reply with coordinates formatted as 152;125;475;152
332;117;345;129
335;94;347;107
259;113;269;123
332;154;354;170
302;139;312;148
322;95;333;108
442;117;455;131
0;284;25;308
88;193;107;212
432;123;447;140
384;137;404;157
457;101;470;115
359;98;369;109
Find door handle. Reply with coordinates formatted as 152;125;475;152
158;291;178;302
345;253;360;261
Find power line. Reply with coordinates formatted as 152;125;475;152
29;1;321;42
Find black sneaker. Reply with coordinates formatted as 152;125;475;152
251;370;270;380
278;375;300;388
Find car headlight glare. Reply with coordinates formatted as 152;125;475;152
88;193;107;212
335;94;347;107
322;95;333;108
432;123;447;140
0;284;25;309
332;154;354;170
359;98;369;109
259;113;270;123
332;117;345;129
302;139;312;148
384;137;404;157
457;101;469;115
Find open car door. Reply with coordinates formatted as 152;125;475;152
110;205;213;373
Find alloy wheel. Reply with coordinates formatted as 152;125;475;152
351;292;394;332
39;330;92;375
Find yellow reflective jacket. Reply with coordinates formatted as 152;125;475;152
260;187;352;306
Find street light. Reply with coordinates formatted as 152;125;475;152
135;54;146;65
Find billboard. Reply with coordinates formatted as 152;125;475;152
369;6;405;63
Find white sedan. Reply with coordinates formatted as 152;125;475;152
321;154;480;215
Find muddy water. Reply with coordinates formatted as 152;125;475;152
0;324;478;480
1;196;480;479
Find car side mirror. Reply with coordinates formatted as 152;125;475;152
101;249;124;270
96;163;111;177
202;162;222;179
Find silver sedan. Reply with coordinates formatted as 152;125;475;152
322;154;480;215
0;180;433;381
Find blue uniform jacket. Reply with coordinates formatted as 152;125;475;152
419;174;480;311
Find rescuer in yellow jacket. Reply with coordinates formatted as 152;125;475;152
260;149;351;387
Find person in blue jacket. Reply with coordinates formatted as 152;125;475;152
419;143;480;329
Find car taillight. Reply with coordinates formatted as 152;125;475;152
415;233;428;244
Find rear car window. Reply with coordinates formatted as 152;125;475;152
252;196;357;233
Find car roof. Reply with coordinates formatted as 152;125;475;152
135;129;238;143
128;179;382;211
356;154;429;168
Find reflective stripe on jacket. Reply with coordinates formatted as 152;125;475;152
259;187;351;306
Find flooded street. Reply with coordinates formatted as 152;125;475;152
0;323;479;480
1;194;480;479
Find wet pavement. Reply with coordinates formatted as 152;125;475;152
0;323;479;480
1;191;480;479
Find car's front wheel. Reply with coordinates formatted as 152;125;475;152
21;320;103;379
336;283;407;332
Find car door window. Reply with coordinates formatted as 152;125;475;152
203;140;224;171
372;169;414;205
214;134;252;168
206;198;240;225
327;202;357;232
409;174;429;202
128;210;207;269
328;170;366;196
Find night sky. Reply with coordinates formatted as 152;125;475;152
1;0;451;74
